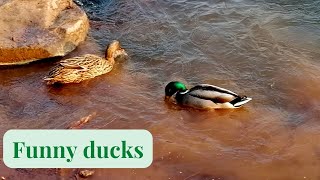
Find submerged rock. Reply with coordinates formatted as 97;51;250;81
0;0;89;65
79;170;95;178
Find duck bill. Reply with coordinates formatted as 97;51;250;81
119;48;128;57
122;50;128;57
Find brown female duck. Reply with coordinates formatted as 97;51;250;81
44;40;127;85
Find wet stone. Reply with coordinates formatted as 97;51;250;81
0;0;89;65
79;170;95;178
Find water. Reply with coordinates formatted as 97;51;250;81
1;0;320;179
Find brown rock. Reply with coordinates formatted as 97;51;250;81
0;0;89;65
79;170;95;178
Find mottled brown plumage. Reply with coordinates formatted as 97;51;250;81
44;40;127;85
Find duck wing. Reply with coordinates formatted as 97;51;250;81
59;54;102;70
45;55;101;79
187;84;239;103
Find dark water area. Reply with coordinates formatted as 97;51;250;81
1;0;320;179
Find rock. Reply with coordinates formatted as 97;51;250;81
78;170;95;178
0;0;89;65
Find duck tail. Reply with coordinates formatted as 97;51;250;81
230;96;252;107
44;77;56;85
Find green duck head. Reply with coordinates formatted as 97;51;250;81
165;81;187;99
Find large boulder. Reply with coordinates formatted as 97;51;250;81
0;0;89;65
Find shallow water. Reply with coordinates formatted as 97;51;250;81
1;0;320;179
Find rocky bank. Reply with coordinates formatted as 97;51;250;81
0;0;89;65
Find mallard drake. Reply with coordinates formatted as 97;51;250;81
44;40;127;85
165;81;252;109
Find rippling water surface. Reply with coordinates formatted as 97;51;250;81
1;0;320;179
